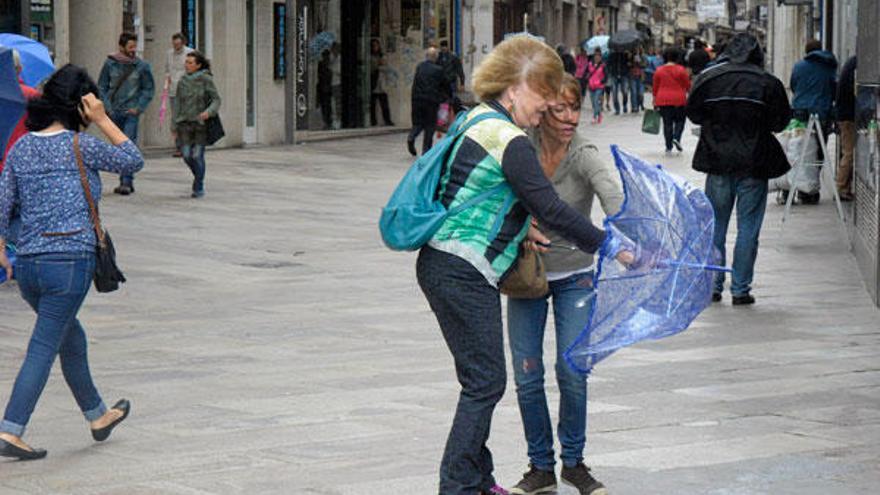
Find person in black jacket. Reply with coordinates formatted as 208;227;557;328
836;56;857;201
438;40;466;98
607;50;630;114
686;33;791;306
557;45;577;76
407;47;449;156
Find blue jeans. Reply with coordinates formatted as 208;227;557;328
1;252;106;437
611;75;629;113
181;144;206;192
417;246;505;495
589;89;604;119
110;110;140;186
507;272;594;471
629;78;644;111
704;175;768;296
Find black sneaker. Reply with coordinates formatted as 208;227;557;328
561;463;607;495
712;292;722;302
672;139;683;152
113;185;132;196
406;138;417;157
732;293;755;306
510;465;557;495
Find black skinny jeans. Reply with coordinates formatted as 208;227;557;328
417;246;505;495
658;105;686;151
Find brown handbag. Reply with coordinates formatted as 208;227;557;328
73;134;126;293
500;246;549;299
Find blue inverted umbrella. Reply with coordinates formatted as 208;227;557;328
564;146;729;373
0;46;26;160
0;33;55;87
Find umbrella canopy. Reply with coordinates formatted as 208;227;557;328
0;33;54;87
308;31;336;57
0;46;26;160
583;35;609;55
608;29;644;52
564;146;729;373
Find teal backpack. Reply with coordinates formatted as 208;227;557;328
379;110;509;251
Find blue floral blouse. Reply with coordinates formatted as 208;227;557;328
0;130;143;255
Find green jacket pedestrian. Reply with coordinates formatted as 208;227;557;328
172;51;221;198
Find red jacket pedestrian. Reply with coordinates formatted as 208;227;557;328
652;63;690;107
1;79;41;174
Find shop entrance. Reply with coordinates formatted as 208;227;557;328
305;0;377;131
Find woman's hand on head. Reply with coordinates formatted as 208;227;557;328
80;94;108;124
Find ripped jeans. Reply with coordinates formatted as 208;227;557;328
506;271;594;470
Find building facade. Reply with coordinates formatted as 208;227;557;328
768;0;880;306
1;0;471;148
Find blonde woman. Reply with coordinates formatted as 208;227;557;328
415;36;632;495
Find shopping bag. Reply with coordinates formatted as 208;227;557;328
641;109;661;135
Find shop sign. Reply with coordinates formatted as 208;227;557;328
30;0;52;23
696;0;725;22
273;3;286;80
295;1;309;130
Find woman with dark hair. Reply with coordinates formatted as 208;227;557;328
652;47;691;154
0;64;143;460
172;50;221;198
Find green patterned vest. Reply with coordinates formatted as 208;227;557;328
429;104;532;287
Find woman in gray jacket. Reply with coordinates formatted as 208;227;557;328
507;74;623;495
172;51;220;198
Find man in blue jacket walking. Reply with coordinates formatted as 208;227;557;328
789;39;837;204
98;32;155;195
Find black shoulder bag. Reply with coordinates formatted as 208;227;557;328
73;134;126;293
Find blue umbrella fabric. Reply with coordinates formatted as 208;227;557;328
0;34;54;87
0;46;26;160
583;35;609;55
564;146;729;373
308;31;336;57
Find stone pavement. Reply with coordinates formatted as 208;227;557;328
1;108;878;495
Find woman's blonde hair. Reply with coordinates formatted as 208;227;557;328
472;36;564;102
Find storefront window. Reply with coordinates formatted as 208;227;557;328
303;0;373;131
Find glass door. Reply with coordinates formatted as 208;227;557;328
244;0;257;143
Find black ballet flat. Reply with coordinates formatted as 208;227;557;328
91;399;131;442
0;438;47;461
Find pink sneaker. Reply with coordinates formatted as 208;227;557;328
485;485;510;495
598;114;603;124
590;117;597;124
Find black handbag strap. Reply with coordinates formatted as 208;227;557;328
72;134;106;249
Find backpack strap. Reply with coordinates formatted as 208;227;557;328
449;183;509;216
